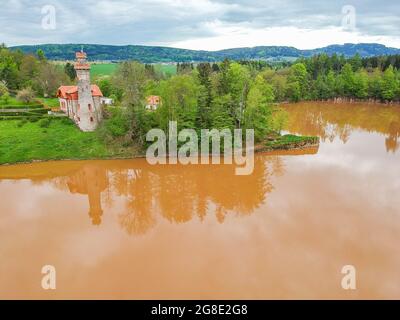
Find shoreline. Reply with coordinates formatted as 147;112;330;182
0;138;320;167
281;99;400;106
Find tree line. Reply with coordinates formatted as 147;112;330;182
0;44;75;102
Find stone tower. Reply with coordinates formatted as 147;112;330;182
74;50;101;131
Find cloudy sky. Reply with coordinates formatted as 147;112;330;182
1;0;399;50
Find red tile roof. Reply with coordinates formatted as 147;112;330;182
57;85;103;100
76;51;87;59
147;95;161;104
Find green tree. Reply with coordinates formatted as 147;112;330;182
113;61;146;107
244;75;275;141
97;77;113;97
286;81;301;102
0;47;19;90
380;65;397;101
368;68;382;100
340;63;355;97
287;63;309;100
226;62;251;127
64;62;76;81
196;63;213;128
113;61;148;143
158;74;199;131
34;62;70;97
37;49;46;62
353;70;368;99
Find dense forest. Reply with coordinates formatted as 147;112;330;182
11;43;400;63
1;43;400;149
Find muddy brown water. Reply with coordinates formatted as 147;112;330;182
0;102;399;299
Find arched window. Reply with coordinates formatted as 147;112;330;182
90;117;94;122
88;104;92;111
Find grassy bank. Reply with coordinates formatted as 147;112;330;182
0;118;319;165
0;119;134;165
261;134;319;151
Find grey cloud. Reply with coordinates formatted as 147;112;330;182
0;0;399;47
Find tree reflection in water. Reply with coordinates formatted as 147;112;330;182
284;102;400;153
65;156;278;235
0;148;315;235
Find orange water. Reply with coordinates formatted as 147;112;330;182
0;102;399;299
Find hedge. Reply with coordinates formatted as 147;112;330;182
0;108;50;115
0;104;44;110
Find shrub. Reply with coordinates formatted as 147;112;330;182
0;81;8;97
100;108;129;138
38;117;52;128
1;93;10;104
17;118;28;127
28;117;40;123
0;104;43;110
16;87;35;104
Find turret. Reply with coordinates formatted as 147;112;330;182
74;50;100;131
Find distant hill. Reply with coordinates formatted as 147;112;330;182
10;43;400;63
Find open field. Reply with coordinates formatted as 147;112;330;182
90;63;177;77
90;63;119;77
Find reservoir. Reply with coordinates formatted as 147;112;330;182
1;102;399;299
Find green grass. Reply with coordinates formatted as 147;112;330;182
0;119;130;165
264;134;319;150
90;63;177;77
0;97;38;106
154;64;177;76
90;63;118;77
37;97;60;108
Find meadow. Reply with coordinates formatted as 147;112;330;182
0;118;135;165
90;63;177;77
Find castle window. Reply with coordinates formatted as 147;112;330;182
88;104;92;111
90;117;94;122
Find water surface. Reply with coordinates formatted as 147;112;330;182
0;102;399;299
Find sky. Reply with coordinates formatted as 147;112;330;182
1;0;400;50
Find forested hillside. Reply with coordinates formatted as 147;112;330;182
10;43;400;63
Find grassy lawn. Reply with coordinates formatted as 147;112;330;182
37;97;60;108
90;63;119;77
0;97;38;106
0;119;133;165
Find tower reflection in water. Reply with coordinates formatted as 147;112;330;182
58;148;317;235
67;165;108;225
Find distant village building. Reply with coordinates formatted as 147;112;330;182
146;95;161;111
57;51;103;132
100;97;114;105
